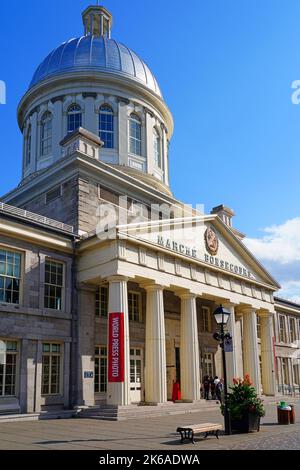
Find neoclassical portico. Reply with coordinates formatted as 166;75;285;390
77;215;279;406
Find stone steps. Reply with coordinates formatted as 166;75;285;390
76;401;220;421
0;410;75;423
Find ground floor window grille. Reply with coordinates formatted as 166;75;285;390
42;343;62;395
0;340;18;396
95;346;107;393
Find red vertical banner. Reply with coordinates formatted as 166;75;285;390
108;312;125;383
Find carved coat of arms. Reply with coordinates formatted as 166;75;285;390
204;226;219;256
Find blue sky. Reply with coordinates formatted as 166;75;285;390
0;0;299;299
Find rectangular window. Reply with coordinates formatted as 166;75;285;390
256;315;261;339
0;249;21;305
203;352;214;378
282;357;289;385
293;364;300;385
289;317;296;343
0;340;18;397
95;346;107;393
42;343;62;395
279;315;286;343
128;291;141;322
200;307;211;333
44;260;63;310
95;286;108;317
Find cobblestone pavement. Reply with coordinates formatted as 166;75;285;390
0;402;299;450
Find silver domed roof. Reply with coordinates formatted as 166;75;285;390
30;35;162;97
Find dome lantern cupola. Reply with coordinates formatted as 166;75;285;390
82;4;113;38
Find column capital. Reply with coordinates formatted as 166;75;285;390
141;282;166;292
222;301;238;309
174;289;198;300
106;275;129;284
257;309;274;318
238;305;257;315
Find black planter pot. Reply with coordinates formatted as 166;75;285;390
231;412;261;433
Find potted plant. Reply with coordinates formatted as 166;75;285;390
221;374;265;433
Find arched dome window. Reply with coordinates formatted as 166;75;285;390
25;125;32;167
129;113;142;156
99;104;114;149
67;104;82;134
41;112;52;157
153;128;162;169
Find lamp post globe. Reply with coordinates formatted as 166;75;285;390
213;305;232;436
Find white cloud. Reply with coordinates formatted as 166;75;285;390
245;217;300;264
245;217;300;303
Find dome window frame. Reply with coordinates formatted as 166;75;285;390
67;104;82;134
129;113;142;157
99;104;114;149
40;111;53;158
153;127;162;169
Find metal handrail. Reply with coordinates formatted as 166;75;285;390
0;202;74;234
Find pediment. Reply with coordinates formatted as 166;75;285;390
118;215;280;289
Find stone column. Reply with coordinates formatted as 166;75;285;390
179;293;200;401
118;99;129;166
234;314;244;379
107;276;130;406
242;307;261;393
84;94;98;135
144;284;167;404
223;303;238;386
259;311;276;396
52;98;63;161
30;111;38;174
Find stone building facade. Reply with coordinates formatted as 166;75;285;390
0;5;299;416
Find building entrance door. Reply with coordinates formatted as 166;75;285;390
130;348;142;402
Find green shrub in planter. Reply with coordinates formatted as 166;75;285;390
221;374;265;433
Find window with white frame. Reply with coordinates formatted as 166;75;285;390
25;125;31;167
67;104;82;134
129;113;142;156
279;315;286;343
289;317;296;343
99;104;114;148
256;315;261;339
42;343;62;395
293;363;300;385
203;352;214;377
0;249;21;305
40;111;52;157
44;260;64;310
95;286;109;317
200;306;211;332
95;346;107;393
0;340;18;397
153;127;162;168
281;357;289;385
128;291;141;322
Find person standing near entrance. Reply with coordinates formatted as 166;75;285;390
203;376;210;400
210;376;216;400
215;377;223;403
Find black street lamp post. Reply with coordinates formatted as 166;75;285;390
213;305;232;436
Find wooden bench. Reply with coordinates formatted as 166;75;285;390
176;422;222;444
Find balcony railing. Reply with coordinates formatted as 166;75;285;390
0;202;74;234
